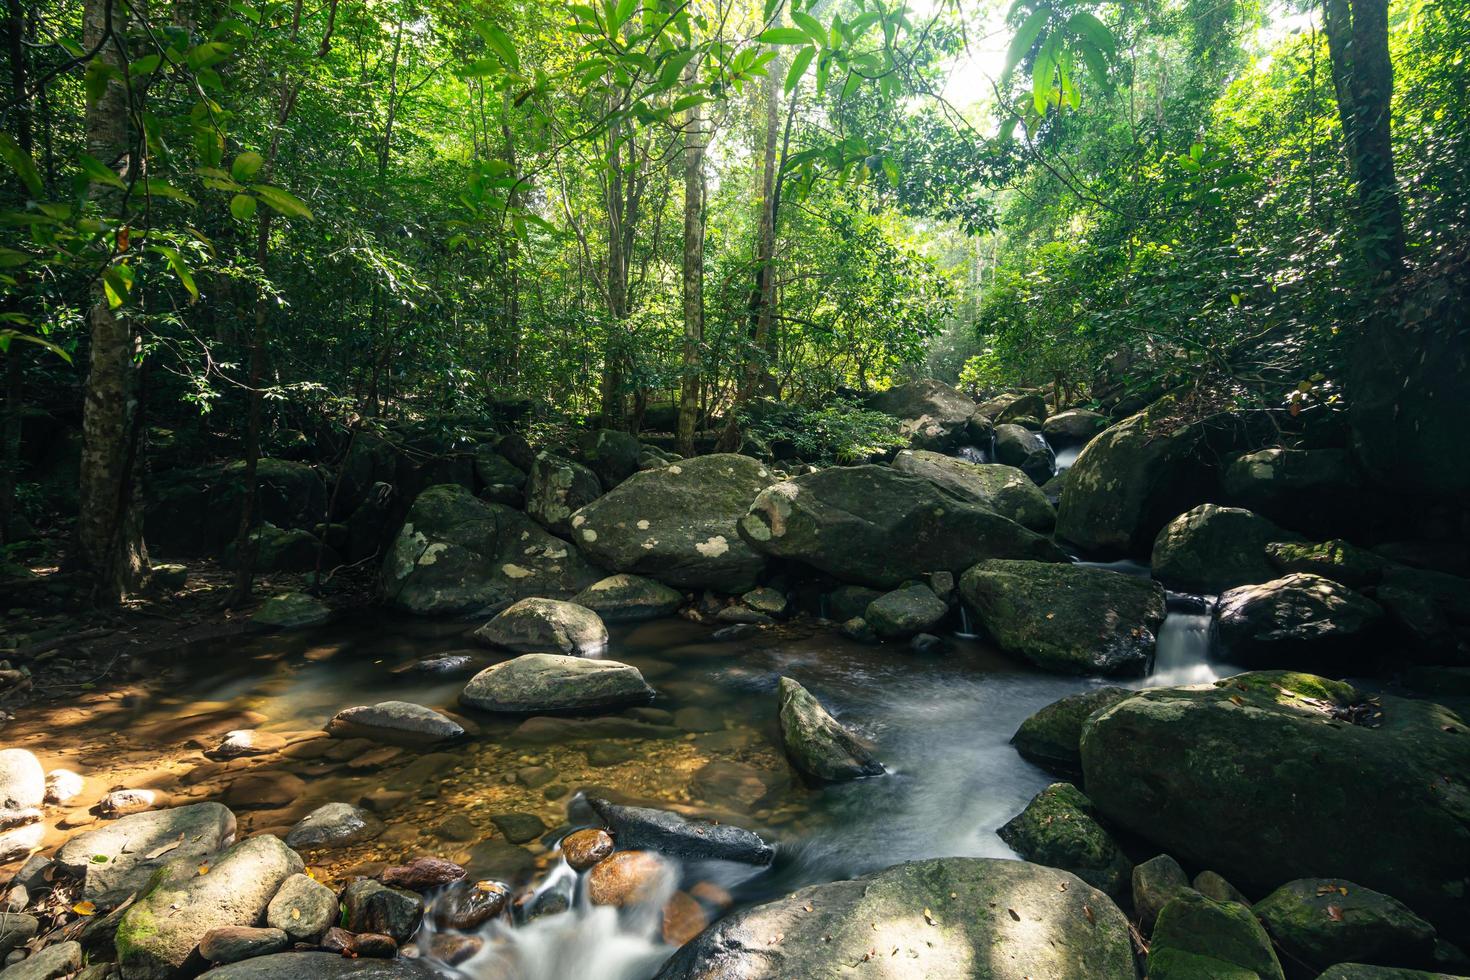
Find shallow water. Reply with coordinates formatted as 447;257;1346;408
11;603;1222;978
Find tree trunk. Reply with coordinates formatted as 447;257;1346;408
77;0;149;604
1;0;31;545
601;116;627;426
676;62;705;458
1322;0;1405;281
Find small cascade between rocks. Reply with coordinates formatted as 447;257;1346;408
1053;444;1082;472
956;604;977;638
1145;599;1222;688
953;444;989;464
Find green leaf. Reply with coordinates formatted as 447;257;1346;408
791;11;826;46
150;245;199;302
144;179;198;205
784;46;815;93
253;185;313;219
478;24;519;71
609;0;637;33
758;28;810;45
83;59;114;107
229;193;256;220
78;153;126;190
230;151;265;182
1065;11;1116;59
0;133;43;196
1003;7;1050;80
130;53;162;77
670;94;708;113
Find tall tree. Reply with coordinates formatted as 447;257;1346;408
677;59;705;457
76;0;149;604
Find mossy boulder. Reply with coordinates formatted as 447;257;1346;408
777;677;883;781
379;484;599;616
740;465;1067;590
473;597;607;656
570;454;774;593
471;445;527;506
1011;686;1132;776
251;593;330;630
993;424;1055;484
574;428;642;487
997;783;1131;898
864;583;948;639
1152;504;1300;594
1134;854;1195;933
1148;891;1285;980
1054;398;1220;557
890;450;1055;531
1316;966;1470;980
525;452;602;536
1216;573;1385;669
866;379;979;452
1222;448;1363;537
1256;879;1438;971
572;574;683;622
1267;539;1390;588
655;857;1137;980
1079;671;1470;944
1043;409;1110;447
960;560;1166;676
459;654;653;714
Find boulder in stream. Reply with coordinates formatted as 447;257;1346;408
997;783;1131;898
1151;503;1299;594
1042;409;1110;447
459;654;653;714
655;857;1135;980
992;423;1056;484
1216;572;1385;669
1079;671;1470;944
572;574;684;622
265;873;337;941
866;379;979;451
56;802;237;907
864;583;948;639
285;803;384;850
890;450;1055;531
325;701;465;746
1010;686;1132;776
250;593;331;630
569;453;774;593
1147;890;1285;980
524;451;602;536
473;597;607;656
587;797;774;865
740;465;1067;589
198;952;441;978
777;677;883;781
1266;539;1390;587
380;484;599;615
960;560;1166;676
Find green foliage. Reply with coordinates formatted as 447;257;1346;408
741;397;905;464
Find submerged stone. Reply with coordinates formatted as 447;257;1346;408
587;797;773;865
572;574;684;622
777;676;883;781
473;597;607;656
325;701;465;746
460;654;653;714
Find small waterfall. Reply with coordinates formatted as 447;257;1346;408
445;855;678;980
1053;445;1081;472
955;604;977;638
1146;605;1221;687
954;445;989;464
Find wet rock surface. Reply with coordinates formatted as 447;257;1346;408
587;797;774;865
460;654;654;713
777;677;883;781
473;597;608;656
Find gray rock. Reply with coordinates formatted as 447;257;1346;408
1151;504;1300;594
1193;870;1251;907
0;942;82;980
993;423;1056;484
960;560;1166;676
572;574;683;622
197;953;440;978
250;593;330;630
777;677;882;781
0;915;37;958
525;452;602;536
864;583;948;639
265;873;336;941
587;797;773;865
574;428;642;487
1133;853;1194;933
740;465;1068;590
1011;686;1132;776
570;454;775;592
1255;878;1438;971
1222;448;1362;538
206;731;286;761
285;803;383;850
198;927;288;965
1217;572;1385;668
472;446;526;505
742;587;788;616
1042;409;1110;446
116;834;303;979
0;826;41;865
656;858;1134;980
890;450;1056;531
490;812;545;845
460;654;653;714
341;880;423;944
98;789;157;818
866;379;979;451
325;701;464;746
56;803;237;906
379;484;599;616
473;597;607;656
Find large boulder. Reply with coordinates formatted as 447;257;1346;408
574;428;642;487
655;857;1136;980
960;560;1166;676
864;583;948;639
116;834;303;979
570;454;773;592
739;466;1067;590
1147;890;1285;980
379;484;599;615
473;597;607;656
459;654;653;714
1043;409;1110;447
524;452;602;536
890;450;1055;531
1267;539;1390;588
1055;399;1221;557
1079;671;1470;943
56;803;237;907
1222;448;1363;537
997;783;1131;898
866;379;978;451
1255;878;1438;971
471;445;526;506
1010;686;1132;777
976;392;1047;424
1216;573;1385;669
1151;504;1299;594
571;574;684;622
777;677;883;781
992;424;1055;484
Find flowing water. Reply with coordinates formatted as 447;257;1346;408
11;596;1224;979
